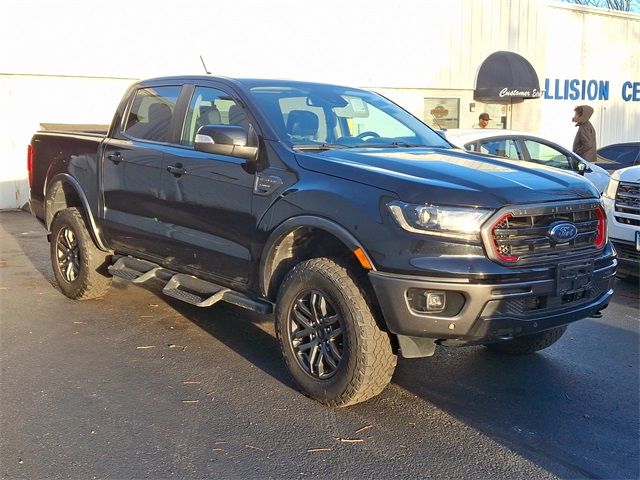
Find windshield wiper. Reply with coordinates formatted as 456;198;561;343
360;142;429;148
293;143;351;151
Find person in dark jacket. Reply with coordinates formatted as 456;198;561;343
572;105;597;162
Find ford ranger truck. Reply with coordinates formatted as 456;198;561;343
28;76;617;406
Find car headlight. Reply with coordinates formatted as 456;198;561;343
602;178;619;199
387;201;493;240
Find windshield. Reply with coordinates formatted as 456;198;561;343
248;84;451;149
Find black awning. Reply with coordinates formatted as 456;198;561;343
474;51;541;104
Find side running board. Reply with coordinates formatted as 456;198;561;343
108;256;272;314
108;256;161;283
163;273;229;307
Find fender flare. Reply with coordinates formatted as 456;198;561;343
259;215;376;297
45;173;110;252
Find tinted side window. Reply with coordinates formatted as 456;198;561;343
599;145;640;166
181;86;248;146
524;140;572;169
124;86;181;142
478;139;522;160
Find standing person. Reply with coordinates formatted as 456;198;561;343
477;113;490;128
572;105;597;162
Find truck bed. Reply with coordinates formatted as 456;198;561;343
29;129;107;223
39;123;110;135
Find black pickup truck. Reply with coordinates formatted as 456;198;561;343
29;76;616;406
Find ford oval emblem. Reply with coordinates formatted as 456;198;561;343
548;222;578;243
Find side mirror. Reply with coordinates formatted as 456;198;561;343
195;125;258;164
577;161;591;175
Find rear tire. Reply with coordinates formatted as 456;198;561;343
484;326;567;355
50;208;112;300
275;257;396;407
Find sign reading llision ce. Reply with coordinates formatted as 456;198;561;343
474;51;640;103
543;78;640;102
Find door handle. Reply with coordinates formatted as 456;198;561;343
107;152;123;164
167;164;187;177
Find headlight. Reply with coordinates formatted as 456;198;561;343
602;178;619;199
387;201;493;240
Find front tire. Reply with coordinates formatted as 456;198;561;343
484;326;567;355
275;258;396;407
50;208;112;300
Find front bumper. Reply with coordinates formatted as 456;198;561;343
611;239;639;277
369;254;617;345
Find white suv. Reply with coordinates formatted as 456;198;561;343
602;165;640;278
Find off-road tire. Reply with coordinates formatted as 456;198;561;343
484;326;567;355
50;208;112;300
275;257;397;407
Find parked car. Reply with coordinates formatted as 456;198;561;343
443;129;610;193
597;142;640;172
28;76;615;407
602;165;640;278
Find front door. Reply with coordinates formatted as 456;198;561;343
156;85;257;286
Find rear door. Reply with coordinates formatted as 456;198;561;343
156;84;258;285
101;85;183;257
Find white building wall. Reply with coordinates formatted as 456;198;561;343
540;4;640;149
0;75;136;209
0;0;637;208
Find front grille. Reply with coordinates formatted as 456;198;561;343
612;240;640;262
615;182;640;215
614;216;640;227
485;201;604;265
489;276;610;317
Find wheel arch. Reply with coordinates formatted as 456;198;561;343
45;173;109;251
259;216;376;302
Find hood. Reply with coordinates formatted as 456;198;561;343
612;165;640;183
574;105;594;125
295;147;599;209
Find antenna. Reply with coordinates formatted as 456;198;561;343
200;55;211;75
431;114;444;131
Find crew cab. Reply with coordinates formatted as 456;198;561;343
29;76;617;406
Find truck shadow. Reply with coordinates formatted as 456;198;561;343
387;315;640;479
160;294;297;389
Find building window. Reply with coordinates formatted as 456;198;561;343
423;98;459;130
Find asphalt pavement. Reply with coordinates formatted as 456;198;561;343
1;210;638;479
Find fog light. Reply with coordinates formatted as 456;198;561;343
425;291;446;312
406;289;464;316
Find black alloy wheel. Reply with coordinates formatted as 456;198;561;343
275;257;397;407
288;289;345;379
55;226;81;283
49;208;112;300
